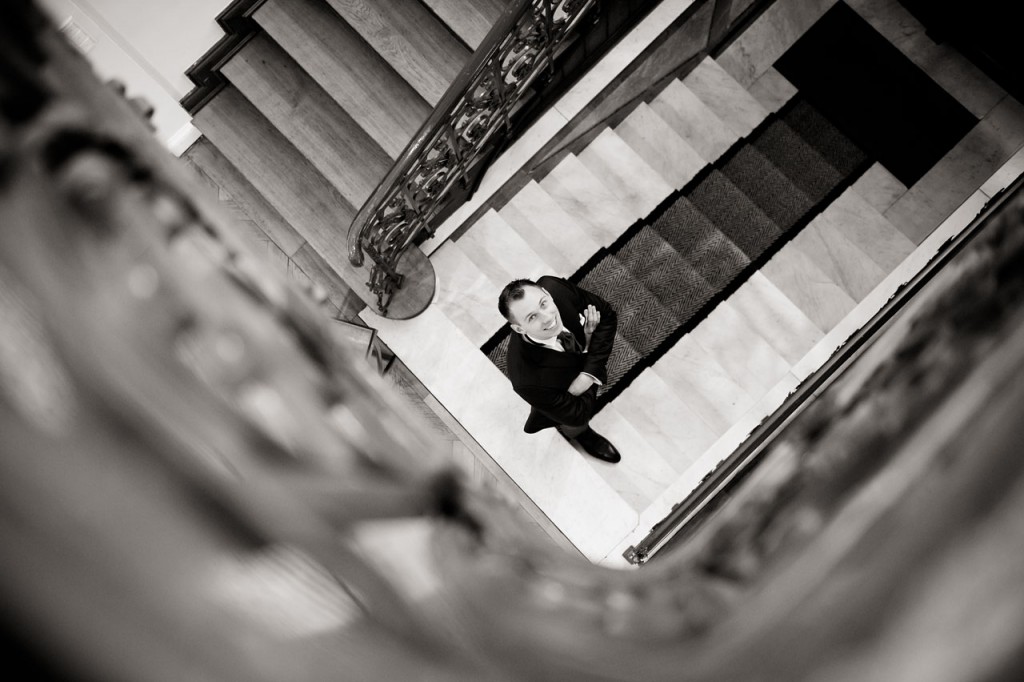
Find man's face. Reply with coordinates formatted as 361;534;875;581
508;286;562;340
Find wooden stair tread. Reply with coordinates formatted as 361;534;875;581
324;0;471;106
193;86;372;302
183;137;305;258
223;33;392;208
420;0;510;50
255;0;431;159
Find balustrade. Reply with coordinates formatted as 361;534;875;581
347;0;597;317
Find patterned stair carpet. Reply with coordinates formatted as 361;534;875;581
482;95;870;411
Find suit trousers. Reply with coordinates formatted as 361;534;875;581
557;423;589;439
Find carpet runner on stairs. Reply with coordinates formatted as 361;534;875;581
482;94;870;409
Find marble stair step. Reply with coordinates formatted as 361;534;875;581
650;333;756;434
760;241;859;333
681;56;770;139
817;187;917;274
456;208;550;286
498;180;602;277
360;303;639;561
587;404;685;514
689;298;792;400
577;127;675;223
728;272;824;366
608;369;719;475
649;79;738;163
613;102;708;190
791;212;890;302
430;241;505;346
540;154;636;247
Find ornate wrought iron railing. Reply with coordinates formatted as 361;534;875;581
347;0;597;316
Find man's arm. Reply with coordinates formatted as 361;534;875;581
516;383;599;428
544;277;617;384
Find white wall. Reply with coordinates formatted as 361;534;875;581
38;0;226;154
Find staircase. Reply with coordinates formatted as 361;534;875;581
359;0;1024;564
181;0;1024;564
183;0;510;320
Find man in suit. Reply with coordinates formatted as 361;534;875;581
497;276;621;463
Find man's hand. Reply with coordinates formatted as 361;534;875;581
567;372;596;396
579;304;600;351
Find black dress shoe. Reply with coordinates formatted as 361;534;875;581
572;428;621;464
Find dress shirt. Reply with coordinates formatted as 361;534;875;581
525;328;603;386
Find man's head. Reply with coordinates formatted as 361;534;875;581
498;279;562;341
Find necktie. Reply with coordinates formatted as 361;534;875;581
557;329;580;353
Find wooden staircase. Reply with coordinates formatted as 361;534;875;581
183;0;510;320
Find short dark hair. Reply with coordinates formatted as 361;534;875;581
498;278;539;324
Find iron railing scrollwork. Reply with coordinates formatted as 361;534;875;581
348;0;597;316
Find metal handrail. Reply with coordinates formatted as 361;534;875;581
347;0;597;315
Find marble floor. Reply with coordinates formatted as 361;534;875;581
365;0;1024;567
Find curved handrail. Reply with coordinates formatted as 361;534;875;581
347;0;597;314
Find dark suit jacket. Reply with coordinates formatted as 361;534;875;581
506;276;617;433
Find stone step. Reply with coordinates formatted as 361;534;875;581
456;208;549;287
651;333;756;435
682;55;770;139
497;179;602;277
222;33;392;209
688;298;792;400
819;186;917;274
760;239;859;333
540;153;635;247
607;369;719;475
430;240;504;347
324;0;471;106
587;404;684;514
577;127;675;222
650;78;738;163
255;0;430;159
727;272;824;366
614;101;708;190
791;212;890;302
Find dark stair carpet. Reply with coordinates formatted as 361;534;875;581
775;1;976;187
481;94;872;410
